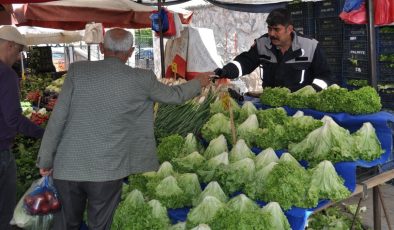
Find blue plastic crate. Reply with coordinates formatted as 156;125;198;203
326;54;343;74
315;0;345;18
342;58;369;79
293;19;316;37
316;17;344;35
378;61;394;83
323;46;342;55
379;91;394;110
317;34;343;47
287;1;315;20
343;41;369;60
343;24;368;37
377;31;394;54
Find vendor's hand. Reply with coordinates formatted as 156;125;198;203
40;168;53;177
194;72;213;87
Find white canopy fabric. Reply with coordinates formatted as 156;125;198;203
18;26;83;45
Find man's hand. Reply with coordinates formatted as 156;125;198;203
194;72;213;87
40;168;53;176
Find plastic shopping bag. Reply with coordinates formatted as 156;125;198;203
23;176;61;216
11;176;59;229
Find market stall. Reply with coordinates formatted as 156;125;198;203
6;0;394;229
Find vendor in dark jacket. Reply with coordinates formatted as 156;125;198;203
214;8;333;92
0;25;45;230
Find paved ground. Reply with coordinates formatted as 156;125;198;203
344;182;394;230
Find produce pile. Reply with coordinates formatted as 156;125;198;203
126;87;385;229
15;73;66;199
259;85;382;114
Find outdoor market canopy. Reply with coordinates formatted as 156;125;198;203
12;0;193;30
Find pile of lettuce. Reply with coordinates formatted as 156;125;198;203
112;189;170;230
245;152;351;210
202;107;323;151
129;162;202;208
186;193;290;230
157;133;202;163
259;85;382;114
253;109;323;150
289;116;384;166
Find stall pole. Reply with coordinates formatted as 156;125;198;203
158;0;165;78
373;186;381;230
367;0;378;89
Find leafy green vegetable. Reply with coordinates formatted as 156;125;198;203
112;190;170;230
177;173;202;207
147;199;171;223
283;114;323;144
157;134;185;163
285;85;317;109
307;206;364;230
313;85;348;113
229;139;255;162
352;122;384;161
261;202;291;230
279;152;302;168
260;87;291;107
254;125;287;150
203;135;228;160
245;162;277;199
343;86;381;114
197;152;229;183
255;148;279;170
154;176;187;208
184;133;202;154
259;161;315;210
289;116;356;166
236;114;259;145
201;113;232;142
193;181;228;206
210;97;240;117
172;151;206;173
256;108;289;129
157;161;175;179
227;194;260;212
217;158;256;194
209;194;272;230
308;160;351;202
169;222;187;230
128;171;156;195
191;224;212;230
186;196;225;229
238;101;257;123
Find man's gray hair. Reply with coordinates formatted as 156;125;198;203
103;29;134;53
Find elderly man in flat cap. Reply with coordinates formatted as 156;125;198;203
0;25;45;229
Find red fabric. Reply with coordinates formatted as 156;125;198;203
12;1;192;30
339;2;367;24
374;0;392;25
340;0;394;25
0;0;56;3
165;54;187;79
391;1;394;22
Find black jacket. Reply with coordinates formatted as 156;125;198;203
216;32;333;92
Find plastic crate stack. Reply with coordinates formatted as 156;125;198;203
377;26;394;109
286;1;315;37
315;0;345;85
342;24;370;87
